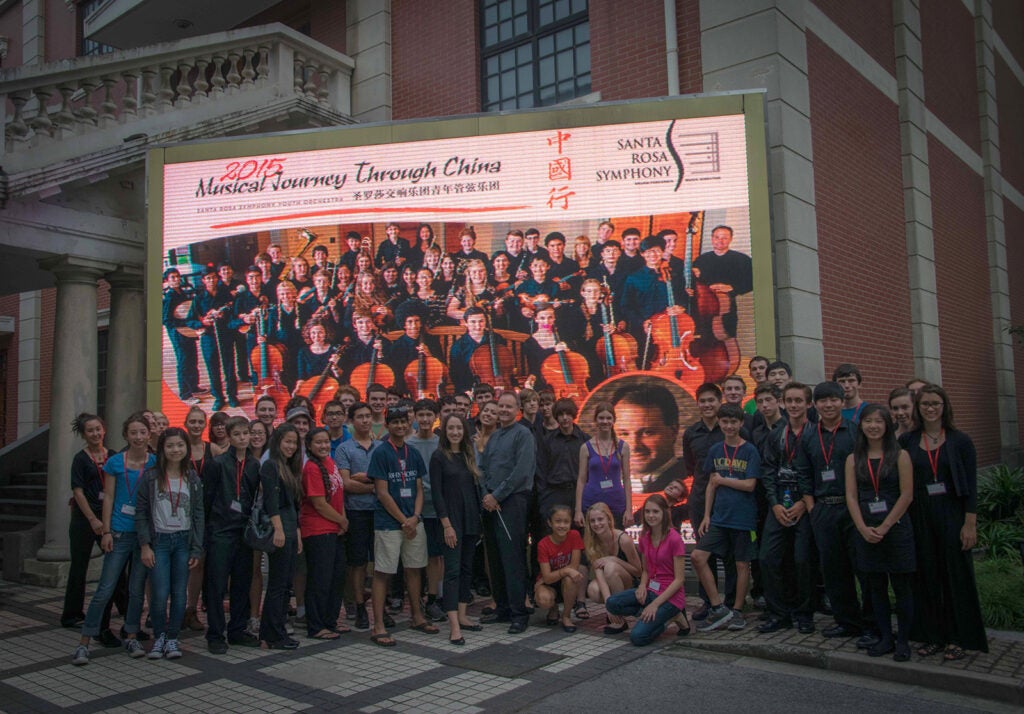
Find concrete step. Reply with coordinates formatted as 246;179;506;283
0;514;43;532
9;471;47;487
0;499;46;518
0;484;48;501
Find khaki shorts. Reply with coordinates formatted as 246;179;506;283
373;524;428;574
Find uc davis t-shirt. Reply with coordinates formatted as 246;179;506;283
368;439;427;531
702;440;761;530
104;452;157;532
536;529;583;580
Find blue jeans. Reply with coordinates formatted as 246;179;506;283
148;531;191;639
82;530;146;638
605;588;681;646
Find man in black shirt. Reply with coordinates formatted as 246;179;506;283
794;381;874;643
536;398;589;529
375;222;411;269
617;227;644;275
757;382;815;633
691;225;753;339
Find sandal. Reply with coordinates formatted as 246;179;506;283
370;632;396;647
573;601;590;619
545;607;560;626
943;645;966;661
450;636;466;646
310;629;339;640
917;643;943;657
459;623;483;632
603;622;628;635
332;624;352;635
410;621;440;634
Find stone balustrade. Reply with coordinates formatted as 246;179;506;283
0;24;354;187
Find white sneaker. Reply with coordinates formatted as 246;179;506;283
247;617;261;636
148;634;166;659
72;645;90;666
125;638;146;658
164;639;182;659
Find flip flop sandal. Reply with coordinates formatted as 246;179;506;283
311;630;339;640
410;622;440;634
370;632;396;647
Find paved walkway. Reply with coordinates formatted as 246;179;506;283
1;579;1021;711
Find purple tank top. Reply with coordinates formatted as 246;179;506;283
581;439;626;515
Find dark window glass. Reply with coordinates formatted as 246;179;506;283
481;0;589;111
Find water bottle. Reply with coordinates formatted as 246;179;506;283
782;488;793;509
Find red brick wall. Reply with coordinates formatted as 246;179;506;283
45;0;78;61
996;53;1024;198
807;35;914;402
392;0;478;120
810;0;896;74
590;0;667;101
310;0;345;54
921;0;980;152
38;289;55;427
1005;200;1024;444
677;0;702;95
929;137;1001;464
993;0;1024;69
0;295;19;446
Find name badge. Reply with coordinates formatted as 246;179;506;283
868;500;888;515
600;480;614;490
98;492;105;502
165;518;183;529
821;469;836;482
120;504;135;516
230;500;243;513
926;482;947;496
399;488;413;499
649;580;661;592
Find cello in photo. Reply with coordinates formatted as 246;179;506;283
403;336;447;399
351;328;396;394
647;262;704;387
470;307;517;391
293;345;343;418
251;298;290;414
540;326;589;400
595;279;638;378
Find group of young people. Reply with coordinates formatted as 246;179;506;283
162;219;753;407
63;351;987;661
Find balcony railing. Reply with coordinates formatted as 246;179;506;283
0;24;354;185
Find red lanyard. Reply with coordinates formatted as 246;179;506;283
817;423;839;467
165;471;185;515
89;451;107;487
866;457;883;500
234;458;245;499
597;440;616;478
123;455;143;501
925;434;943;482
722;441;740;475
784;425;803;465
190;444;205;478
391;441;409;487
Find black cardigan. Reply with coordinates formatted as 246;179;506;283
430;450;482;537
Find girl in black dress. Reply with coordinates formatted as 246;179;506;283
899;384;987;660
844;404;915;661
430;414;483;645
62;413;122;635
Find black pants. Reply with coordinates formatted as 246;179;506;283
810;503;873;631
483;492;529;625
62;510;127;629
868;571;913;644
303;533;347;635
760;512;814;623
204;531;253;642
442;529;478;613
259;539;297;643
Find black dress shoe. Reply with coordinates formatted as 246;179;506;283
97;629;122;648
856;632;882;649
797;620;816;634
481;613;511;624
208;639;229;654
229;632;260;647
507;621;528;634
822;624;857;638
756;618;792;634
61;617;85;629
264;638;299;650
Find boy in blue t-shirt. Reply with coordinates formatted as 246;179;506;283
366;406;437;646
692;403;762;633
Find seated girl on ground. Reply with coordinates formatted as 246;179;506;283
583;502;641;634
534;505;585;633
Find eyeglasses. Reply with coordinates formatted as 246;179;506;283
919;401;944;409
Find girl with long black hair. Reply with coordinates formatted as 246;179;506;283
844;404;915;661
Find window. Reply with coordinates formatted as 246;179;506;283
79;0;116;56
481;0;590;111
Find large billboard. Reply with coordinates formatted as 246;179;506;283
149;94;773;532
